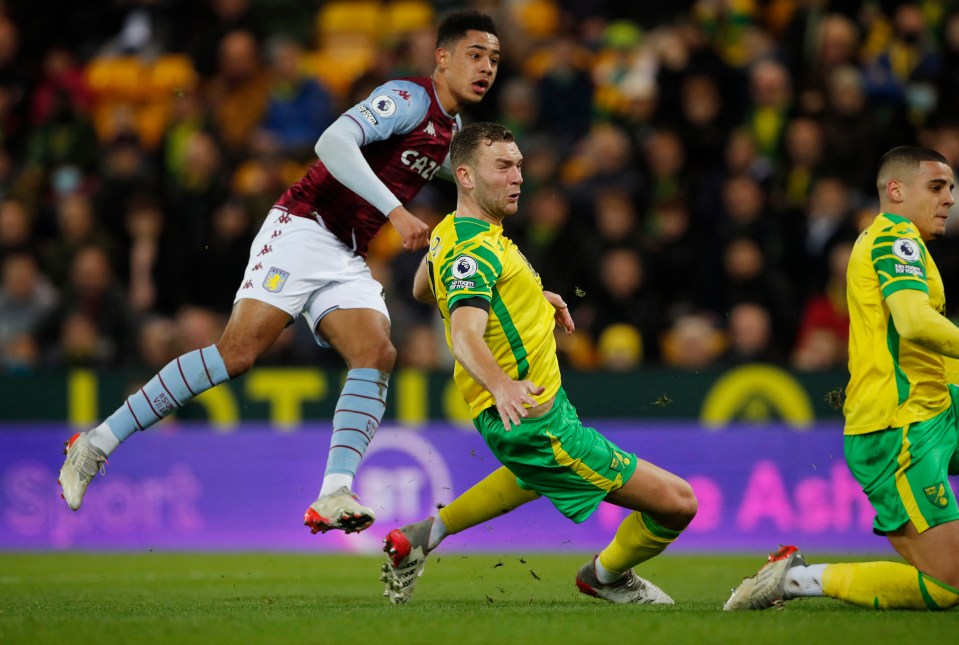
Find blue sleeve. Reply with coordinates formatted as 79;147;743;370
346;80;431;145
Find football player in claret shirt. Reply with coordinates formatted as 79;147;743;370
58;11;500;536
726;147;959;612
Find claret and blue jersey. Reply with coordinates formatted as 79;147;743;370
275;77;460;257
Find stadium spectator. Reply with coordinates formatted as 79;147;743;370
258;37;334;160
0;196;34;263
596;322;644;371
33;245;137;368
40;192;116;288
181;0;265;78
660;311;725;371
590;187;643;250
792;12;862;116
204;29;270;159
135;315;181;371
723;301;782;366
30;46;92;127
0;15;31;154
743;58;793;162
180;196;255;314
510;186;592;300
0;250;56;364
862;3;940;129
712;235;797;353
95;132;158;237
794;175;859;296
588;245;662;362
770;115;826;215
16;87;99;212
562;123;643;212
822;65;881;195
533;34;594;150
673;73;730;176
162;130;230;243
790;241;852;372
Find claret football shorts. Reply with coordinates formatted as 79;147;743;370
233;207;390;347
845;384;959;535
473;388;638;523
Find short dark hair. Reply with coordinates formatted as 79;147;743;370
449;122;515;169
436;10;497;49
877;146;950;192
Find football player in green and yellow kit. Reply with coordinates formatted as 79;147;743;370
378;122;697;605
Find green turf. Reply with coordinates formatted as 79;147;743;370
0;552;954;644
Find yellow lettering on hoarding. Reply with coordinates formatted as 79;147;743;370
68;369;97;428
701;364;814;429
246;368;326;430
194;385;240;431
395;369;427;427
443;377;473;427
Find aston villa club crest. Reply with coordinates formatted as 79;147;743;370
263;267;290;293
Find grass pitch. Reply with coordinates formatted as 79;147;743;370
0;552;954;644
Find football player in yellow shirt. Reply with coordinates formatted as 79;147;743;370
379;122;697;605
726;146;959;611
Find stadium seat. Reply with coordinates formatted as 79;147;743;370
149;54;198;94
85;56;145;102
316;1;382;42
301;43;374;99
513;0;560;40
384;0;434;34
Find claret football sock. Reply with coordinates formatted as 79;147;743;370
438;466;540;534
99;345;229;452
822;562;959;610
321;368;389;496
598;512;682;581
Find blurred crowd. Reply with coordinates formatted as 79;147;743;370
3;0;959;375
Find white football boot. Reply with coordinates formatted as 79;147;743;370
58;432;107;511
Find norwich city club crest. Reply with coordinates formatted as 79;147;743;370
923;482;949;508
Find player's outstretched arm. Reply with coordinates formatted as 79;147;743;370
887;289;959;358
543;290;574;334
450;305;544;431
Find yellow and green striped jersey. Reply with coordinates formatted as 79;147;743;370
426;213;561;417
843;213;950;434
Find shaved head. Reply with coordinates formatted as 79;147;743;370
876;145;955;240
877;146;949;195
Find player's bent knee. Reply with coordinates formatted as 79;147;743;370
216;344;258;378
656;479;697;529
673;480;698;527
349;340;397;371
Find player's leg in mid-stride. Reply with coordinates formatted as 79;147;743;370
302;304;395;535
380;466;541;604
57;297;289;510
574;454;696;605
